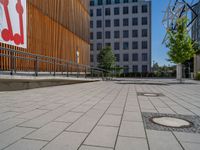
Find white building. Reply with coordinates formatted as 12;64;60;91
90;0;152;73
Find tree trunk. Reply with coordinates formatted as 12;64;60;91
176;63;182;83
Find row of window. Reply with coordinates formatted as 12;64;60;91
90;0;139;6
91;17;148;28
91;53;148;63
123;65;148;73
90;5;148;17
91;41;148;50
90;29;148;39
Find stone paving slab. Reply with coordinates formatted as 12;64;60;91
0;79;200;150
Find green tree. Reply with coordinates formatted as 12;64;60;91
166;17;195;81
98;46;116;71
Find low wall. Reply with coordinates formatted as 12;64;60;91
0;77;98;91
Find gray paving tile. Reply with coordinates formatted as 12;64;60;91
79;145;113;150
119;121;145;138
67;110;103;133
173;132;200;143
26;122;70;141
55;112;83;123
123;111;142;122
181;142;200;150
0;127;35;150
19;107;71;128
4;139;47;150
0;118;26;133
41;132;87;150
0;112;20;122
84;126;118;148
106;108;123;115
16;109;48;119
115;136;148;150
147;130;183;150
98;114;121;127
39;103;62;110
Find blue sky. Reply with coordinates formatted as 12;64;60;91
152;0;172;66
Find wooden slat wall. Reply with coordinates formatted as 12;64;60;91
0;0;90;72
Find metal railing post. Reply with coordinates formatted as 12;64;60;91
10;51;14;75
77;64;79;78
35;56;39;76
85;66;87;78
66;63;69;77
53;59;56;76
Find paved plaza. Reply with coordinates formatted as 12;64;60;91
0;79;200;150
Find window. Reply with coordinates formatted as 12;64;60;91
132;18;138;26
132;41;138;49
105;20;111;27
97;43;102;50
96;9;102;16
90;21;93;28
142;17;148;25
123;42;129;50
115;0;120;4
106;0;111;4
132;53;138;61
142;29;148;37
142;53;148;61
142;65;148;72
115;54;120;62
105;8;111;16
90;55;94;62
114;7;120;15
96;20;102;28
97;54;100;62
114;19;120;27
90;1;94;6
133;65;138;72
105;43;111;47
114;31;120;38
142;41;148;49
114;42;120;50
132;0;138;2
123;18;129;26
132;30;138;37
90;32;93;40
98;0;103;5
124;0;129;3
123;7;129;14
97;32;102;39
105;31;111;39
90;10;93;17
142;5;148;13
123;54;129;61
90;44;94;51
123;30;129;38
123;65;129;73
132;6;138;13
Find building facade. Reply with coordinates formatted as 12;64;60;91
192;1;200;77
90;0;151;73
0;0;90;72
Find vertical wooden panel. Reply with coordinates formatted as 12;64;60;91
0;0;90;72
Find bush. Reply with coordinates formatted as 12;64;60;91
197;72;200;80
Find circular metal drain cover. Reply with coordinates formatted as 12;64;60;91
151;116;192;128
143;93;158;96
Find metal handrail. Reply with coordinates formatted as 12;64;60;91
0;47;107;78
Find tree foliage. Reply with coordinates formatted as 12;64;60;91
98;46;116;70
166;17;195;64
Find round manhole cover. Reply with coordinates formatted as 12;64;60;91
151;116;192;128
143;93;158;96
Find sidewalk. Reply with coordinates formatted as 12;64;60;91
0;79;200;150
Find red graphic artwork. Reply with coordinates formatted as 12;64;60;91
0;0;24;45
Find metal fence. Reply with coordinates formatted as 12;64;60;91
0;47;106;78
